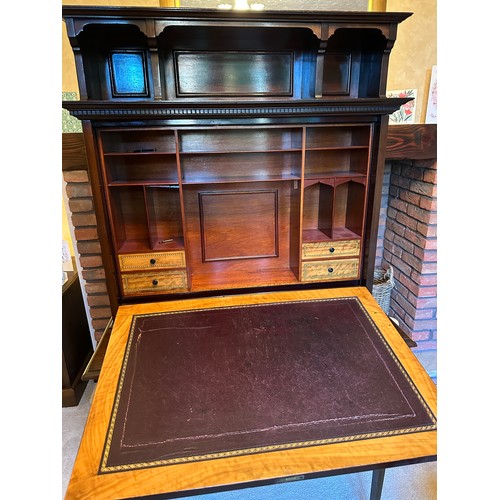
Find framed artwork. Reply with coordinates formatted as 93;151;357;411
425;66;437;124
387;89;417;124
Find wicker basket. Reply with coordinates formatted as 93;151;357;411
372;266;394;315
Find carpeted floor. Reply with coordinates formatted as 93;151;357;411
62;380;437;500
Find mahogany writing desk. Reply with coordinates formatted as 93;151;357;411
65;287;436;499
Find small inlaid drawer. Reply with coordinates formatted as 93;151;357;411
302;240;360;260
118;251;186;271
301;258;359;282
122;270;188;295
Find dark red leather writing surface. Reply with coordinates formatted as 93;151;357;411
100;297;436;473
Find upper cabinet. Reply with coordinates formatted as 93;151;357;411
62;7;411;309
63;7;411;102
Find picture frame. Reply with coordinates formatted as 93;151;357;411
387;89;417;124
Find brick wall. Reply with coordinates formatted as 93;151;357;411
63;169;112;344
381;159;437;351
375;162;392;268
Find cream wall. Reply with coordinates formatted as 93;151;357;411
386;0;437;122
62;199;75;255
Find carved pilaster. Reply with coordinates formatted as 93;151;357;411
72;47;88;101
314;39;328;99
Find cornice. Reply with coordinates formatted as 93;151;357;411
62;7;411;41
62;98;411;121
61;6;412;25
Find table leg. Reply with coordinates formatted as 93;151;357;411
370;468;386;500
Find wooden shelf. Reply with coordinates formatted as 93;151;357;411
306;145;369;151
303;228;361;242
304;171;366;179
190;268;299;292
108;181;179;187
63;126;438;171
104;152;176;157
180;148;302;155
182;175;301;185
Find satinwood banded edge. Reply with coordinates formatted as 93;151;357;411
65;287;436;500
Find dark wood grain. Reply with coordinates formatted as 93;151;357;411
385;124;437;160
62;132;88;171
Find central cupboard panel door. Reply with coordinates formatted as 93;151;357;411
199;189;278;262
183;181;300;290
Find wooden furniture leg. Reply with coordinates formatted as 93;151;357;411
370;468;386;500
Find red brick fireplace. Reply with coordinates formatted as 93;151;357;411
376;159;437;351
